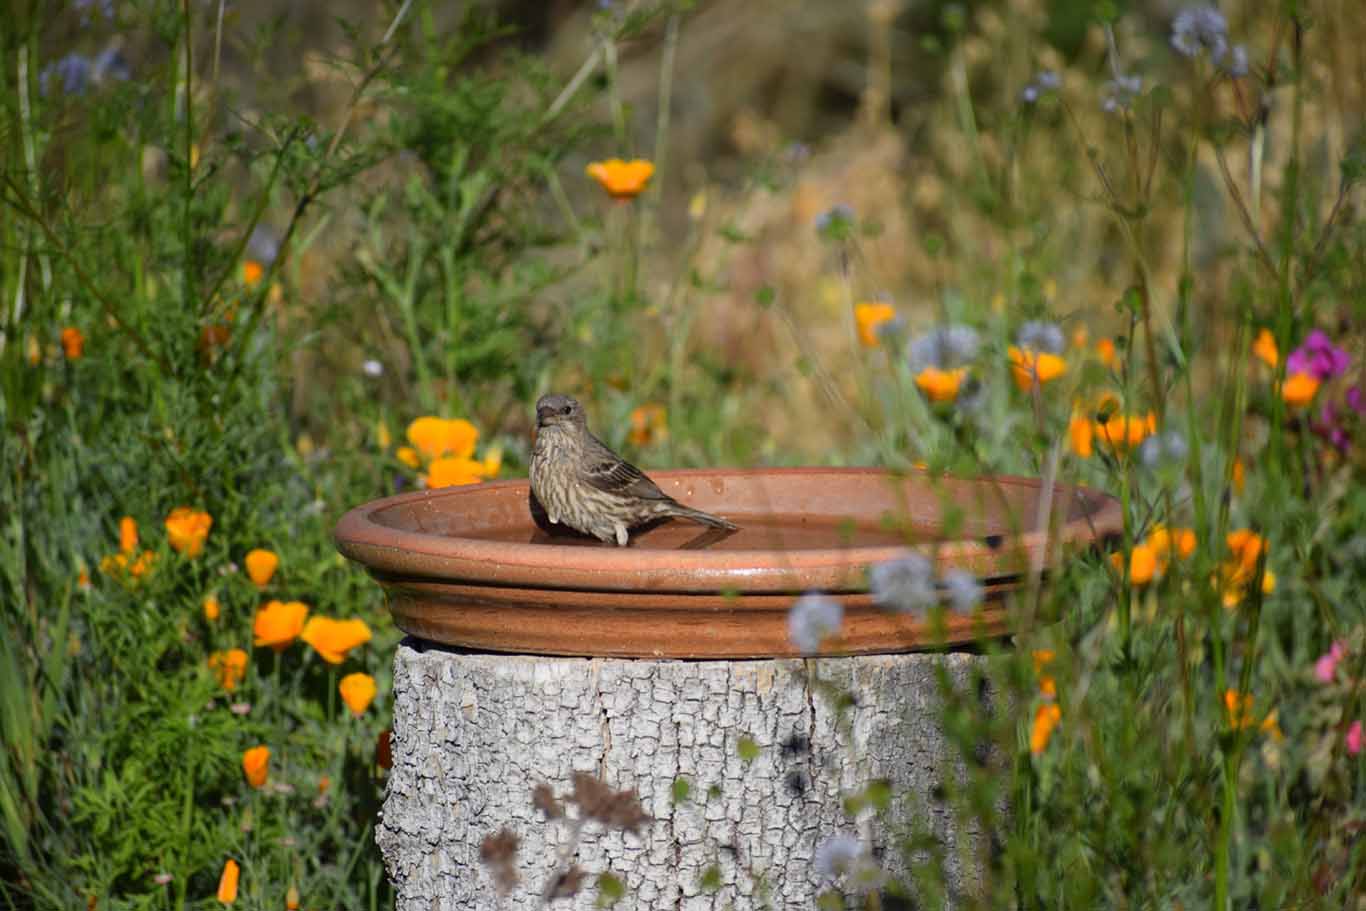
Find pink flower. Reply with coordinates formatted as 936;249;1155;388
1314;641;1347;683
1347;720;1363;756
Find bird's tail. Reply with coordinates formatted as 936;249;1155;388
669;504;739;531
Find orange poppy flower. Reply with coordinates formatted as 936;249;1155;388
1281;372;1319;407
424;456;488;489
914;367;966;403
396;446;420;468
244;549;279;588
1223;690;1254;730
339;672;377;716
1252;329;1278;368
1030;703;1061;754
1095;338;1118;369
854;302;897;347
1231;458;1246;494
300;617;373;664
165;507;213;557
628;404;668;446
208;649;248;690
1111;541;1159;585
1094;412;1156;452
1032;649;1057;698
586;158;655;199
405;417;479;462
285;885;300;911
1068;412;1094;458
253;600;309;651
242;260;264;287
217;859;240;904
242;746;269;788
61;327;85;359
1007;346;1067;391
203;594;221;622
119;516;138;555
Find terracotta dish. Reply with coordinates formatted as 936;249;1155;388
334;468;1122;658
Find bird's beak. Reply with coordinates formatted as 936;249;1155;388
535;406;555;426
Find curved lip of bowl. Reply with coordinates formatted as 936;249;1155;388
334;467;1122;594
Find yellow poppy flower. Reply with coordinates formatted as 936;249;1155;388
1281;372;1319;407
1252;328;1278;367
1030;703;1061;754
914;367;966;403
217;859;240;904
396;446;420;468
208;648;248;690
61;327;85;359
1007;346;1067;391
253;600;309;651
854;302;897;347
286;885;300;911
242;746;269;789
300;617;372;665
244;549;279;588
165;507;213;557
586;158;655;199
339;672;377;716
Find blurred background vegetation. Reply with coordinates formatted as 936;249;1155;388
2;0;1364;907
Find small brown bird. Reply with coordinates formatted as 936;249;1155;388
529;394;738;546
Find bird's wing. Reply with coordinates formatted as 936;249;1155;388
581;435;670;500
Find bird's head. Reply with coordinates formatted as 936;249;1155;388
535;394;586;430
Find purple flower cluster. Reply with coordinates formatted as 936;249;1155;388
1287;330;1350;381
1289;331;1361;450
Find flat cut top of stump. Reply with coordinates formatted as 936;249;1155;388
334;467;1121;658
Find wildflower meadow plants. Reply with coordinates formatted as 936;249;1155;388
1;0;1363;909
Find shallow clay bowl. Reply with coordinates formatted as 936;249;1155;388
334;468;1121;659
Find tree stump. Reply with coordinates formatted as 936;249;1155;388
377;640;993;909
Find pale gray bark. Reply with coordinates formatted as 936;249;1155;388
378;640;995;910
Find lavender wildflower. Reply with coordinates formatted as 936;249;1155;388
362;359;384;377
1016;320;1065;354
870;552;935;614
75;0;115;24
814;834;866;878
1287;330;1350;381
943;569;983;614
1138;430;1190;470
1101;74;1143;113
40;53;92;96
907;325;980;371
1222;45;1249;78
788;593;843;653
1021;70;1061;104
815;204;855;237
247;225;281;265
1171;6;1230;64
92;45;130;82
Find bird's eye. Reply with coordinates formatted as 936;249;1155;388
561;405;572;415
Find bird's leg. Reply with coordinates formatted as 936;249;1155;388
614;525;629;547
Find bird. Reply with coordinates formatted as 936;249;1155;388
529;394;738;547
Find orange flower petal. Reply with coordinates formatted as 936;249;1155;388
586;158;655;199
244;549;279;588
424;456;488;489
1008;346;1067;391
1252;328;1278;368
339;672;377;716
300;617;372;665
217;859;240;904
1030;703;1062;754
242;746;269;789
61;327;85;359
854;302;897;347
203;594;221;622
1282;372;1320;407
914;367;966;403
253;600;309;651
119;516;138;555
208;648;249;690
165;507;213;557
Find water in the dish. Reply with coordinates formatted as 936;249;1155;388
464;515;924;550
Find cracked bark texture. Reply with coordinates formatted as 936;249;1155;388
378;639;993;909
